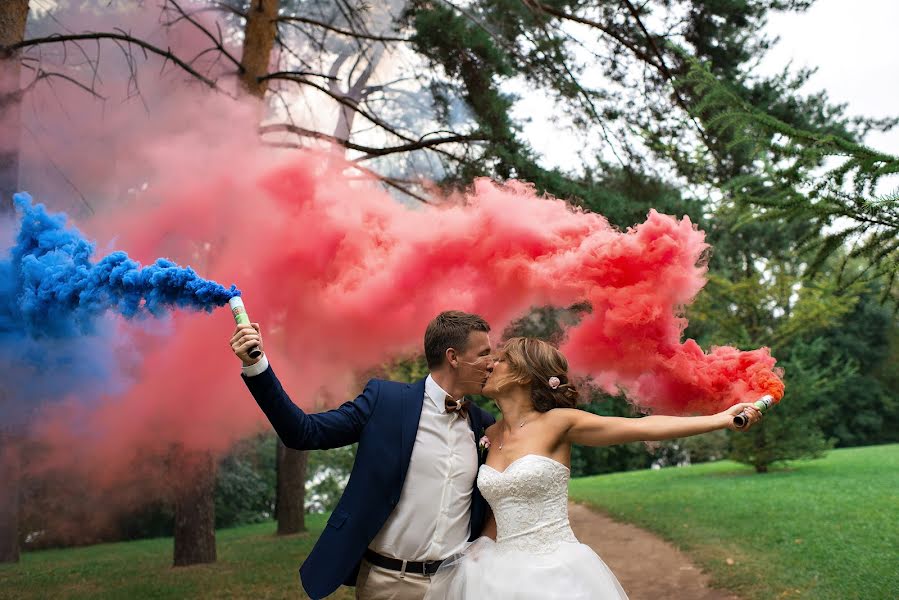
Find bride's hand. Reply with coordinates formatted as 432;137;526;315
722;403;762;431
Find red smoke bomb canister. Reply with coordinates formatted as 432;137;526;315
229;297;262;359
734;394;776;428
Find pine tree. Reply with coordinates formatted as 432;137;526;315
676;56;899;300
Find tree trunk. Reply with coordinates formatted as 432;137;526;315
276;441;306;535
0;0;29;211
237;0;309;536
238;0;278;97
0;430;20;563
1;3;30;561
172;450;217;566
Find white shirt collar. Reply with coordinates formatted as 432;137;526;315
425;374;451;410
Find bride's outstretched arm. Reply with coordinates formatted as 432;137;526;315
554;403;762;447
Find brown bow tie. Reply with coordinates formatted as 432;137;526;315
444;396;469;418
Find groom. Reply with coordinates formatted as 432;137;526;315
231;311;497;600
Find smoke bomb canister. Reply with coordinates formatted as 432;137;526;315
229;297;262;359
733;394;775;428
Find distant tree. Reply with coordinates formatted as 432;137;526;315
570;394;654;477
795;288;899;447
687;254;861;472
305;445;357;513
214;433;276;528
730;339;848;472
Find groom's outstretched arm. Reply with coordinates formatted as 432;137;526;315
241;356;378;450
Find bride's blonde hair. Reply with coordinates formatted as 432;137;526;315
492;337;579;412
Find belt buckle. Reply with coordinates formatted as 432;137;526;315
422;559;437;575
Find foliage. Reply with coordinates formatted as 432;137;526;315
793;287;899;447
676;55;899;298
305;444;357;513
214;433;276;528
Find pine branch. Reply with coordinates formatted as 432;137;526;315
676;56;899;297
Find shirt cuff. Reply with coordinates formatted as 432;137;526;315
241;354;269;377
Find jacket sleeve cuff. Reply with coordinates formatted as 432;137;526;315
241;354;270;377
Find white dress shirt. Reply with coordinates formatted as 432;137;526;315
243;359;478;561
369;375;478;561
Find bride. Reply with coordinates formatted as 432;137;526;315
426;337;763;599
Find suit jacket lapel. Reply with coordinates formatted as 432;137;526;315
467;406;485;465
465;403;490;539
399;378;426;477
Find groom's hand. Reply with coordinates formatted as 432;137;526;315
231;323;264;366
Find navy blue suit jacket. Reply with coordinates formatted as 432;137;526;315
242;365;496;600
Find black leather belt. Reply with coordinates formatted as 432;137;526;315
364;548;446;576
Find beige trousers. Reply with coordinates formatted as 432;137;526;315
354;558;432;600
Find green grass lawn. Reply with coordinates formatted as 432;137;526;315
569;443;899;600
0;513;353;600
3;445;896;599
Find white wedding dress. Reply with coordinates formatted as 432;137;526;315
425;454;628;599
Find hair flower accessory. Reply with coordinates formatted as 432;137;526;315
548;376;561;389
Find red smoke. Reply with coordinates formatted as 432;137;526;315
83;152;783;430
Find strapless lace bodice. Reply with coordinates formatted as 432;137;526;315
427;454;629;599
478;454;578;554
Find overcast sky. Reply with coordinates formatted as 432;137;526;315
762;0;899;154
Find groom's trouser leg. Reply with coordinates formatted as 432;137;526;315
355;558;431;600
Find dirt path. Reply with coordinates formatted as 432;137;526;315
568;503;740;600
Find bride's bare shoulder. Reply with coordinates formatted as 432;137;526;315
543;407;582;421
541;408;592;430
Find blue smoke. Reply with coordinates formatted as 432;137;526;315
6;193;240;339
0;193;240;426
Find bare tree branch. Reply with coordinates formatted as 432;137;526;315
20;64;105;100
21;122;95;215
350;161;434;204
5;32;221;89
260;122;486;158
208;1;246;19
261;69;336;82
262;138;433;204
276;16;410;43
162;0;243;71
260;71;468;162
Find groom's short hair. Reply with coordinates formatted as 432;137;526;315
424;311;490;369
